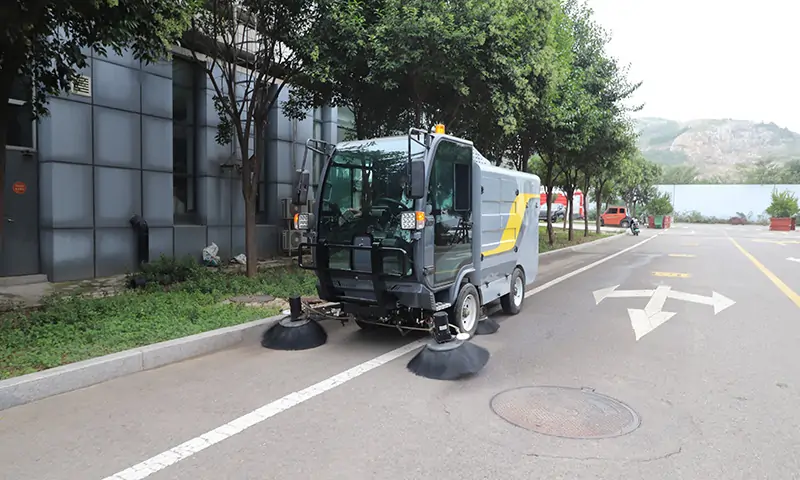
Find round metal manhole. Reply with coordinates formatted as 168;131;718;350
490;386;640;439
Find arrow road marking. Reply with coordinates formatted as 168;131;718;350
628;308;677;341
788;257;800;264
666;289;736;315
593;285;654;304
592;285;736;341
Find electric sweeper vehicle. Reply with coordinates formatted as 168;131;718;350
262;125;541;380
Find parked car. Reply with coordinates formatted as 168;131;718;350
539;204;566;222
600;206;633;228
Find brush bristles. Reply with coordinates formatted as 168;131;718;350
406;341;490;380
261;318;328;351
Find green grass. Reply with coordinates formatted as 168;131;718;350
0;259;318;380
538;225;616;253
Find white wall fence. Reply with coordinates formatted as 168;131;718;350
656;184;800;219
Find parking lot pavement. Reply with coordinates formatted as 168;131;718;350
4;224;800;480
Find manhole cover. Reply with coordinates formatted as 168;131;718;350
490;386;640;439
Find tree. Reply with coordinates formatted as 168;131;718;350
617;153;662;216
583;116;638;234
0;0;197;248
188;0;322;276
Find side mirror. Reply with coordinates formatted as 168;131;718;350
408;160;425;199
293;170;310;206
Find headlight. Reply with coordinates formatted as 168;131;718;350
294;213;313;230
400;211;425;230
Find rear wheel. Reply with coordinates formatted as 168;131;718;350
500;267;525;315
620;219;630;228
449;283;480;336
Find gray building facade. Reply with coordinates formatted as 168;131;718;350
1;47;356;282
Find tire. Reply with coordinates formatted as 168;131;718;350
620;219;630;228
500;267;525;315
448;283;480;336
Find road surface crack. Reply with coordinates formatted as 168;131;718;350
524;446;683;464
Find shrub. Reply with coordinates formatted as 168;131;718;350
645;192;674;216
765;189;800;218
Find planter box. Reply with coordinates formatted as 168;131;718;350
769;217;796;231
648;215;672;229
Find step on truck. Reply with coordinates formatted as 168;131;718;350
288;124;541;345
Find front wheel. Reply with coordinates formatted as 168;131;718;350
500;267;525;315
449;283;480;336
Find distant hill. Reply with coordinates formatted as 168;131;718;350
635;117;800;179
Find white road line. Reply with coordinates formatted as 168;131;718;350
525;232;662;298
104;232;663;480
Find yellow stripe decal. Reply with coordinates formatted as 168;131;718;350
482;193;537;258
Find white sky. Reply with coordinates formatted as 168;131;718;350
588;0;800;132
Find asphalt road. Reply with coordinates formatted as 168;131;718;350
2;223;800;480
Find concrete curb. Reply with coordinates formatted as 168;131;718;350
0;314;285;412
539;230;626;257
0;233;627;412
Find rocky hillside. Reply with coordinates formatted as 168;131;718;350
636;117;800;178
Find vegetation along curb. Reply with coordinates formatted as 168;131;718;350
0;313;286;412
539;231;626;257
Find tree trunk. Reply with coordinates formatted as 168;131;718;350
544;164;554;246
567;193;574;241
583;176;590;237
595;182;604;235
244;193;257;277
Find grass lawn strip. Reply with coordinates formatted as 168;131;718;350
0;260;318;380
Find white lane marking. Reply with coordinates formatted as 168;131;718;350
525;233;662;298
788;257;800;264
104;232;663;480
102;341;427;480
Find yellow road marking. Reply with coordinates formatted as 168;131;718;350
652;271;691;278
730;238;800;308
668;254;696;258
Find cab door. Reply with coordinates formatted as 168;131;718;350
424;138;473;287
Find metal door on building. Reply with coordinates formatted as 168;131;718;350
2;149;40;277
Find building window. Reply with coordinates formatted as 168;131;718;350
172;57;201;222
5;77;34;149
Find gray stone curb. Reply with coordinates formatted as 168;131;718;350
539;231;626;257
0;313;285;412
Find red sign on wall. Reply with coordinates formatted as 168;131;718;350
12;181;26;195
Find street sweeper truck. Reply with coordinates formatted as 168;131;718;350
261;125;541;380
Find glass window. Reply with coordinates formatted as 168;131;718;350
172;57;200;219
427;140;473;286
5;102;33;148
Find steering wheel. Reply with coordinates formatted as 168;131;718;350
373;197;408;213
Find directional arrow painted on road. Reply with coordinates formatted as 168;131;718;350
788;257;800;264
593;285;736;341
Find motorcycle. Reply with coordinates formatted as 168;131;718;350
630;218;640;236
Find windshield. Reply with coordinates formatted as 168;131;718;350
318;137;425;276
